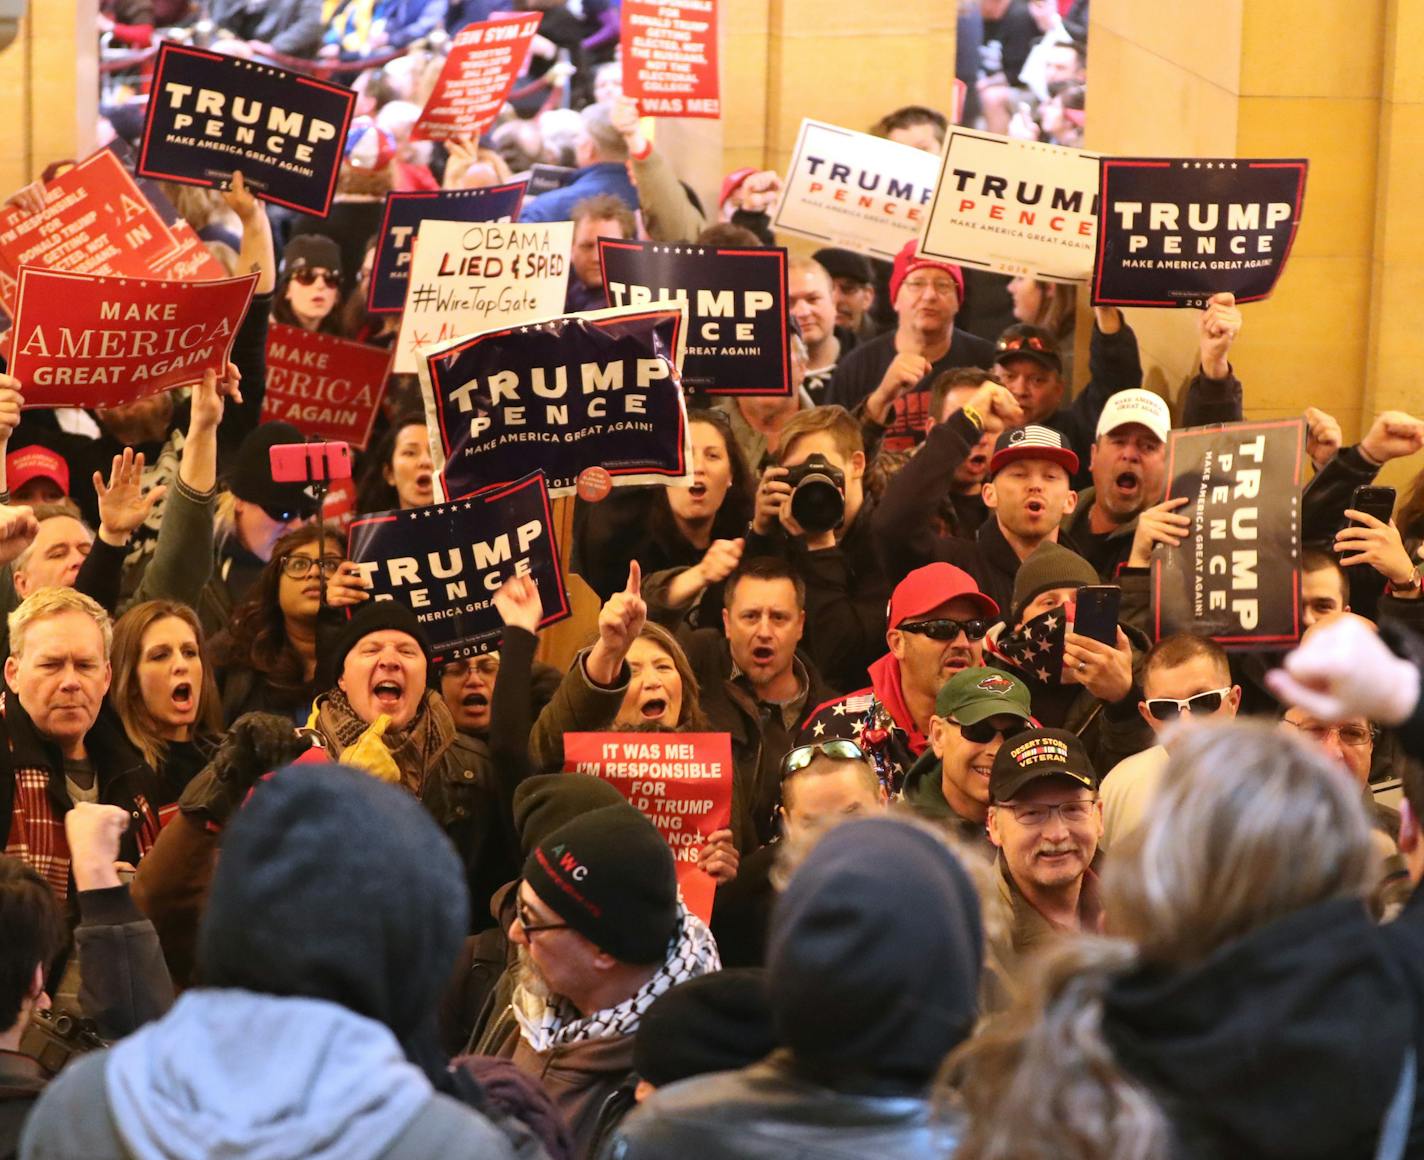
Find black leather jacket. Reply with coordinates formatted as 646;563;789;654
601;1052;961;1160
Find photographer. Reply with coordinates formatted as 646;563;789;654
743;406;891;695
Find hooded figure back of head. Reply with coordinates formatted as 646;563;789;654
767;816;982;1088
198;762;469;1047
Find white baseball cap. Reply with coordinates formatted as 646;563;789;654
1095;390;1171;443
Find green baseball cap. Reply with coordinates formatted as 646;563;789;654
934;667;1033;726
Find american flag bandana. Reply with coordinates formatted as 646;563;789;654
989;607;1068;686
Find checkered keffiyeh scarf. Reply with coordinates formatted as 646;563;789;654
512;902;721;1052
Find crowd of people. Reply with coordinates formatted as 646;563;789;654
4;2;1424;1159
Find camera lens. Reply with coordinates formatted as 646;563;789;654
791;473;845;534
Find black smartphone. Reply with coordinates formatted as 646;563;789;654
1350;485;1396;527
1073;585;1121;645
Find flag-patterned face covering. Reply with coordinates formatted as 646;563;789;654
991;606;1069;686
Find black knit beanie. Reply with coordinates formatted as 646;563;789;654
1009;540;1100;625
523;803;678;965
513;773;628;859
634;968;777;1087
198;763;468;1045
327;599;435;691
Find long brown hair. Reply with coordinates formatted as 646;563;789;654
943;720;1374;1160
218;524;344;701
110;601;223;770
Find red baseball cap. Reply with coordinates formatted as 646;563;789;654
988;425;1080;478
7;445;69;497
888;563;998;628
889;240;965;307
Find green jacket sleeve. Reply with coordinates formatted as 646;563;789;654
633;149;707;244
529;648;629;772
128;477;216;610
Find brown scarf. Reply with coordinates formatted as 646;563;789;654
313;687;456;796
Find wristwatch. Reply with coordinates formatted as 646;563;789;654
1388;567;1422;596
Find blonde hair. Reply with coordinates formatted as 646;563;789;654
779;404;863;463
943;720;1374;1160
9;587;112;660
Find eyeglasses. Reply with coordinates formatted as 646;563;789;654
443;657;501;679
291;268;341;288
780;739;868;778
901;277;958;298
952;717;1032;745
1143;687;1233;722
898;618;990;642
997;334;1052;354
1283;720;1376;748
280;554;343;579
516;898;569;937
999;799;1097;826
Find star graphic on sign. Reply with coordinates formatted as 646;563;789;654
812;720;826;737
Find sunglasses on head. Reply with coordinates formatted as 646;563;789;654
780;739;868;778
1143;686;1233;721
997;334;1050;354
952;716;1032;744
898;617;989;642
292;268;341;288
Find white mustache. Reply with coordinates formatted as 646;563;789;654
1036;843;1078;857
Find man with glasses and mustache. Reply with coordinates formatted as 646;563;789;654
984;726;1103;992
903;666;1033;851
798;563;999;794
1099;633;1239;853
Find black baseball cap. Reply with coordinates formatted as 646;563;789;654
227;422;321;521
813;247;874;286
989;726;1098;802
994;323;1063;375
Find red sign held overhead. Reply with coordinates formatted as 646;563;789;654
0;148;180;316
621;0;720;118
261;324;392;451
412;14;542;142
563;732;734;924
8;268;257;408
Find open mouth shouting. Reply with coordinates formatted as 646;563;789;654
939;648;975;676
686;481;708;501
170;681;195;715
372;677;406;713
414;472;434;495
1023;497;1048;520
749;643;776;667
639;695;669;722
461;691;489;711
1113;470;1141;500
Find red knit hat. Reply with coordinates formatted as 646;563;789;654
889;240;964;307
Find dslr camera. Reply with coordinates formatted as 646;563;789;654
782;454;846;535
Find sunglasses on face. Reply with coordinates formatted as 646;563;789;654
291;268;341;288
952;717;1032;745
1143;686;1233;721
780;739;868;778
899;618;990;642
280;554;343;579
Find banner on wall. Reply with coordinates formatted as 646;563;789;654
347;471;570;660
261;324;391;450
411;14;542;142
393;218;571;373
771;120;941;261
919;129;1100;282
417;301;691;499
1150;419;1305;649
599;240;790;396
8;268;257;407
564;731;734;923
367;184;527;314
1092;157;1308;307
138;43;356;216
620;0;720;118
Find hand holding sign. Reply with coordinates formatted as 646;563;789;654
0;376;23;445
1304;407;1342;471
1336;512;1417;588
190;363;242;435
1360;411;1424;465
1198;292;1242;379
221;170;260;223
0;505;38;567
95;449;166;546
588;560;646;685
1128;495;1191;568
493;573;544;635
698;828;739;884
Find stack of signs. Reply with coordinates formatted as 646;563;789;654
1092;158;1308;307
620;0;721;118
599;240;790;396
918;128;1100;282
8;269;257;408
0;148;182;313
772;120;942;261
1150;419;1305;649
564;731;734;923
138;44;356;216
261;324;393;450
417;302;692;499
367;183;528;314
411;13;542;142
347;471;570;660
393;219;571;373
